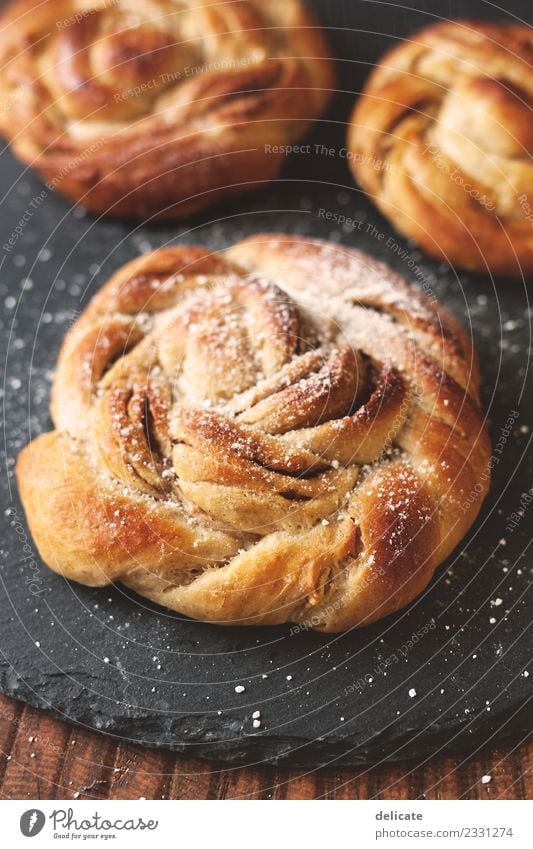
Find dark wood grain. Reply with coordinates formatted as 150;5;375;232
0;694;530;800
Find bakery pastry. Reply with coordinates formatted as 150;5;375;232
347;20;533;276
17;235;490;631
0;0;334;218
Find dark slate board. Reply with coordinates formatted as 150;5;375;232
0;0;531;766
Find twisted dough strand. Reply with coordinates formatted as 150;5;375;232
0;0;334;217
348;20;533;275
17;236;490;631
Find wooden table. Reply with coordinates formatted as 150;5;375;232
0;693;530;800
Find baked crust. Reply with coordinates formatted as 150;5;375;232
17;235;491;630
347;20;533;276
0;0;334;218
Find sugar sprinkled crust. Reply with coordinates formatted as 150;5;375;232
0;0;334;218
347;20;533;276
16;235;491;631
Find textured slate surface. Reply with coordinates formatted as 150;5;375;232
0;0;531;766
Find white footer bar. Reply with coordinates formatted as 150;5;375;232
4;799;531;848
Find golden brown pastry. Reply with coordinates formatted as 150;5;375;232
17;235;491;631
0;0;334;218
347;20;533;276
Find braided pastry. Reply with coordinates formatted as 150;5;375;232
347;20;533;276
17;235;490;631
0;0;333;218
